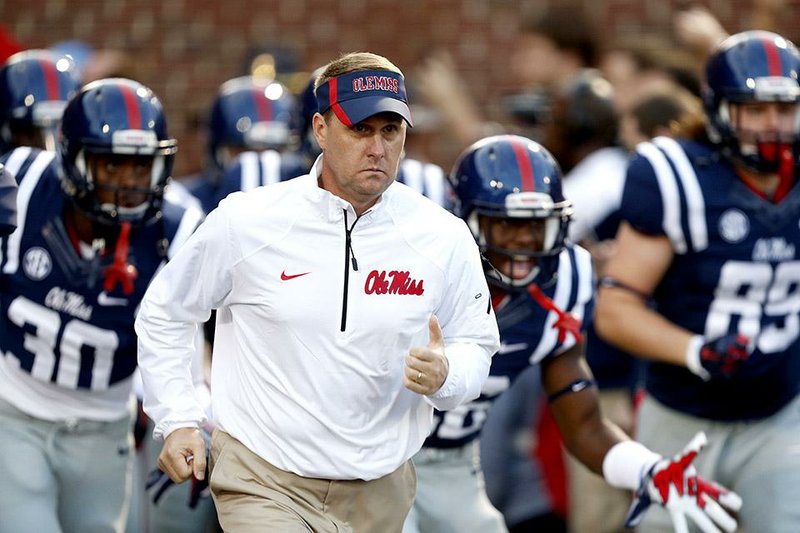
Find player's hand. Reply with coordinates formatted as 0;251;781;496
404;315;449;395
158;427;206;484
625;432;742;533
685;333;751;381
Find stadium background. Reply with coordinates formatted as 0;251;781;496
4;0;799;176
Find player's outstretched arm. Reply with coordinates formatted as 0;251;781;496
542;346;741;532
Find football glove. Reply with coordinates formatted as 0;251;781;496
625;432;742;533
685;333;751;381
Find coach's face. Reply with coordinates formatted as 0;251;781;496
313;111;406;214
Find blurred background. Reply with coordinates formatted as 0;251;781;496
3;0;799;176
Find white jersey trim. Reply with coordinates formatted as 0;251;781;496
530;246;593;363
653;136;708;252
636;142;687;254
3;149;55;274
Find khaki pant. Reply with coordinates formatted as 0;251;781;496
210;430;416;532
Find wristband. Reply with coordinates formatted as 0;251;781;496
602;440;661;491
547;378;597;403
684;334;709;381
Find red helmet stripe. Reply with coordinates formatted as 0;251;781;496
510;138;535;191
39;60;59;100
252;87;272;120
761;37;783;76
120;85;142;129
328;77;353;126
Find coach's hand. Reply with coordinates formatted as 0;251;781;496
404;315;449;395
159;427;206;484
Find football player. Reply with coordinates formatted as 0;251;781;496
596;30;800;531
0;49;81;154
0;78;202;532
182;75;305;214
404;135;742;533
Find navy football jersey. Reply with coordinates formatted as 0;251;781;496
622;136;800;420
0;147;202;420
0;164;16;236
184;149;306;215
424;244;594;448
397;158;454;211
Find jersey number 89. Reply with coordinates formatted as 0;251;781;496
707;260;800;354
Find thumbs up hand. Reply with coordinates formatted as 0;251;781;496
405;315;450;395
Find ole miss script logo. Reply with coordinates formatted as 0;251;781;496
364;270;424;296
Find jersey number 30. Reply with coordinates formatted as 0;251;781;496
7;296;119;390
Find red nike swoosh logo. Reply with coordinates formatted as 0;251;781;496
281;271;311;281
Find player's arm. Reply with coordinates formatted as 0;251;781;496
540;342;628;474
542;342;742;532
594;222;694;367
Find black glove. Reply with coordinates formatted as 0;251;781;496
685;333;751;381
133;400;150;450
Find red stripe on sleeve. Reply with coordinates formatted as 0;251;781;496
328;77;352;126
510;138;535;191
40;60;59;100
121;85;142;129
762;37;783;76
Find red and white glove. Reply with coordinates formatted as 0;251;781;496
685;333;751;381
625;432;742;533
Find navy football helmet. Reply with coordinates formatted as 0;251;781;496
704;31;800;174
59;78;177;226
0;49;80;153
450;135;572;290
207;76;297;174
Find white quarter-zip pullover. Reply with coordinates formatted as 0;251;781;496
136;156;499;480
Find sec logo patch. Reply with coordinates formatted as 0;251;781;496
718;209;749;243
23;246;52;281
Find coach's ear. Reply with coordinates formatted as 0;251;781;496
313;112;328;152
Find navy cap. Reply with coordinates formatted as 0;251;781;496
315;69;413;127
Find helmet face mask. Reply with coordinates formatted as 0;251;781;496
59;78;177;226
450;135;572;291
704;31;800;174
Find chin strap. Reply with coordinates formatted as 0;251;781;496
527;283;582;344
103;221;138;295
